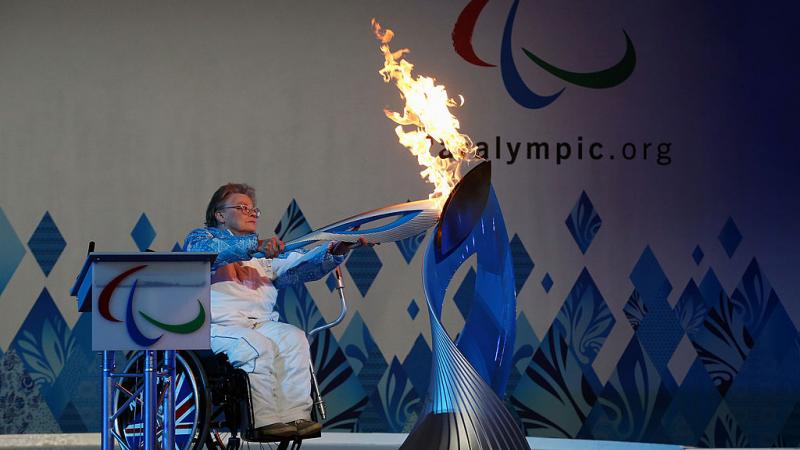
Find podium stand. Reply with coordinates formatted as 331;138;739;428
71;252;216;450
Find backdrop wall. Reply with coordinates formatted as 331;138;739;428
1;1;798;447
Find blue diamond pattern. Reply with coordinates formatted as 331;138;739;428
274;199;312;242
513;312;539;372
565;191;602;254
452;267;476;319
630;246;673;308
688;288;753;397
674;280;708;338
513;326;604;438
692;245;704;265
0;349;60;433
339;312;388;394
700;401;749;447
0;207;26;295
375;357;422;432
10;288;73;392
718;217;742;258
724;304;800;445
730;258;779;340
171;242;182;252
358;390;393;432
345;246;382;297
660;359;722;442
509;234;534;294
407;299;419;320
130;213;156;251
402;334;432;400
584;337;675;442
27;212;66;277
636;302;685;373
623;290;648;331
541;273;553;293
554;268;616;368
325;273;338;292
699;268;726;308
395;230;426;264
630;247;681;375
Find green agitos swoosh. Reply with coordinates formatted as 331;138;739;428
522;30;636;89
139;299;206;334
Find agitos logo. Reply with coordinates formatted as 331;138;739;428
452;0;636;109
98;265;206;347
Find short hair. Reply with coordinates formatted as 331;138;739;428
205;183;256;227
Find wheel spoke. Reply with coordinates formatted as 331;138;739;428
114;352;206;450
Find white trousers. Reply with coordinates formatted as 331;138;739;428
210;321;312;427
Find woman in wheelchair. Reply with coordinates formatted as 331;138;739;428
182;182;365;441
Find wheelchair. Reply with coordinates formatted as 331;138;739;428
114;348;284;450
112;267;348;450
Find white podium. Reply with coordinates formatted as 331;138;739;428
71;252;216;450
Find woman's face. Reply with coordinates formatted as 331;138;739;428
215;193;258;235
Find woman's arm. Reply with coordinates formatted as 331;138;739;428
271;244;345;289
183;228;258;271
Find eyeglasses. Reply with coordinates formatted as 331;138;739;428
218;204;261;217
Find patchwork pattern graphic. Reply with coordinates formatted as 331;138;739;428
565;191;602;254
0;207;26;296
0;198;797;448
375;357;421;432
718;217;742;258
401;335;432;404
395;230;426;264
0;349;60;434
692;245;704;265
11;289;77;393
345;246;383;297
452;267;476;319
584;337;674;442
27;212;66;277
325;272;338;292
510;269;613;438
506;312;539;397
623;290;647;331
274;199;312;242
509;233;534;294
406;299;419;320
130;213;156;252
541;272;553;293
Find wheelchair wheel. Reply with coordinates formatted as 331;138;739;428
113;351;210;450
203;358;252;450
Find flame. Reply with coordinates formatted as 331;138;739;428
372;19;477;209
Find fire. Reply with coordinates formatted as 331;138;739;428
372;19;477;209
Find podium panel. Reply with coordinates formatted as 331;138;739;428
91;257;211;351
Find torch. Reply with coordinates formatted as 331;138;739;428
278;160;489;253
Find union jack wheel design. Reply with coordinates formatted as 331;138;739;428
113;351;210;450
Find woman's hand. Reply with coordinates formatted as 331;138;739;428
328;237;375;256
257;237;285;258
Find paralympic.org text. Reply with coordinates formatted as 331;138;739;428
438;136;672;166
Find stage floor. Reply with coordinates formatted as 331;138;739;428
0;433;795;450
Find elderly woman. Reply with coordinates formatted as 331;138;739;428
184;183;362;439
